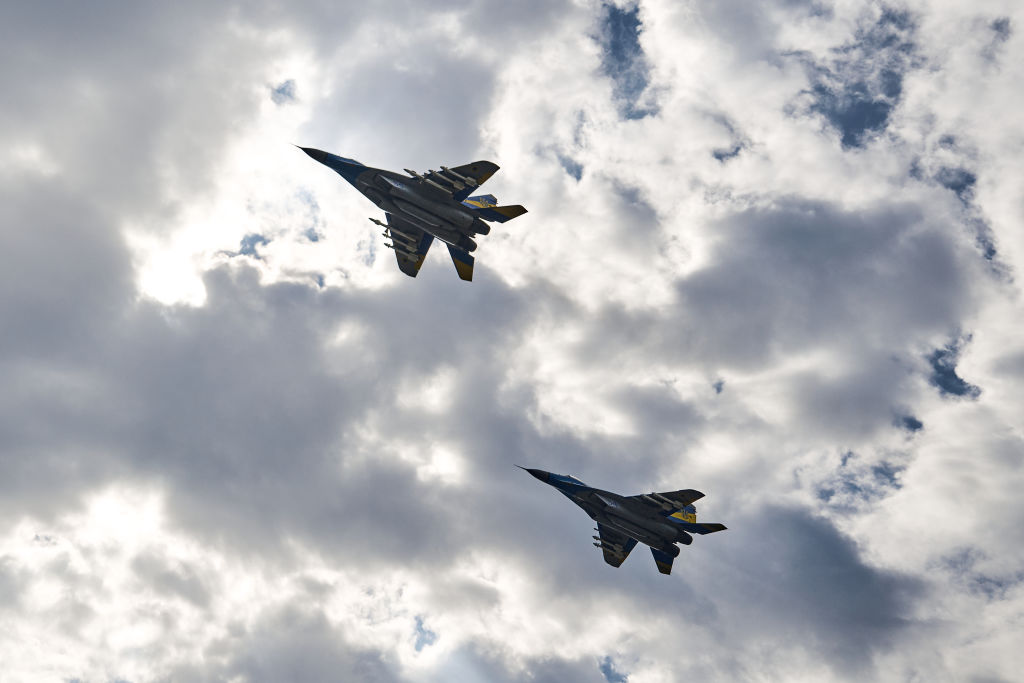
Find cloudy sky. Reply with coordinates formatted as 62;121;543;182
2;1;1023;680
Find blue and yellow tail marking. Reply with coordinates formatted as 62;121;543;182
462;194;498;208
669;504;697;523
462;194;528;224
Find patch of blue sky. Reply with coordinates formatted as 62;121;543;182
927;339;981;399
597;3;657;120
239;233;269;258
897;415;923;432
557;153;583;181
599;656;628;683
270;79;297;105
414;615;437;652
794;8;918;149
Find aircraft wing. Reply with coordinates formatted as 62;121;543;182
628;489;705;514
434;161;499;202
595;522;638;568
385;213;433;278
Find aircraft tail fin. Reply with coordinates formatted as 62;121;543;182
651;547;676;575
446;244;474;281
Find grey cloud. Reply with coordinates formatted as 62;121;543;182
132;551;211;607
0;557;24;610
0;4;280;221
172;605;400;683
706;505;925;677
983;17;1013;62
669;199;974;368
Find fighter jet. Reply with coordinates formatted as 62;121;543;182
520;467;726;575
299;147;527;281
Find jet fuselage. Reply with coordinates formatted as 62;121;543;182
571;488;690;554
301;148;487;253
522;468;708;557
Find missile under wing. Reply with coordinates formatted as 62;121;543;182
299;147;527;281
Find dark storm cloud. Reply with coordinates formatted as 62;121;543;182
596;2;656;120
791;8;919;149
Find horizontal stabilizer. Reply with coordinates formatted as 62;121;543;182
446;244;474;282
651;548;675;575
472;204;528;223
674;521;727;535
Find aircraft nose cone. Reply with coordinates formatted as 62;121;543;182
517;466;549;483
298;146;328;164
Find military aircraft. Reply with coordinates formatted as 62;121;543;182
299;147;526;281
519;467;726;575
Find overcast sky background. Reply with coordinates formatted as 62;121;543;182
2;1;1023;681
